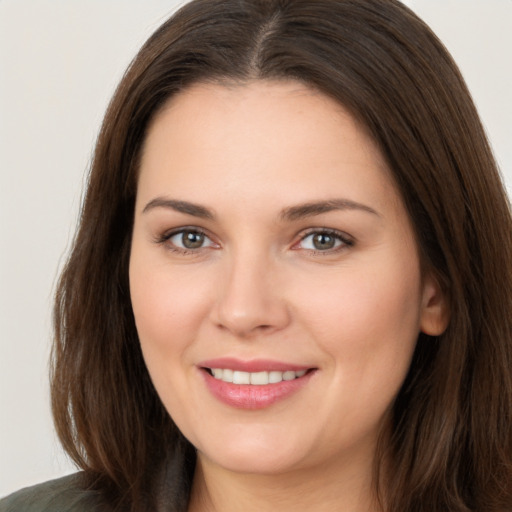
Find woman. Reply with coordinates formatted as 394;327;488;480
2;0;511;511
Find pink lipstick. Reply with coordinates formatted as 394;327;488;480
198;358;316;409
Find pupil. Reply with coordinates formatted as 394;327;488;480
183;231;204;249
313;233;335;250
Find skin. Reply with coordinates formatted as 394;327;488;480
129;80;448;512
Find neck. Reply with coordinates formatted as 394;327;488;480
187;448;384;512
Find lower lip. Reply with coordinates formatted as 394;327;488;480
201;370;314;410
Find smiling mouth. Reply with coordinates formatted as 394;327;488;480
200;364;317;409
202;368;314;385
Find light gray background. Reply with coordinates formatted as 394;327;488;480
1;0;511;497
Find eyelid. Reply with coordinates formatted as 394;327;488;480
154;226;219;253
153;226;353;255
293;228;354;253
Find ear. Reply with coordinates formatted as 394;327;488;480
420;274;450;336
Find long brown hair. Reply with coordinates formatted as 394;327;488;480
51;0;512;510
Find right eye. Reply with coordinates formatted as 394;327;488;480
159;228;217;253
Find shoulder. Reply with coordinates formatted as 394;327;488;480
0;473;110;512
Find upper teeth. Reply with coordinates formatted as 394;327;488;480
210;369;307;385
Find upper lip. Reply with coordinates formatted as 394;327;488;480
198;357;314;373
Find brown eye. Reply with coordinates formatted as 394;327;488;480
297;230;352;252
167;229;215;251
181;230;205;249
312;233;336;250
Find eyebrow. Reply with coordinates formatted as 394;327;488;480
142;198;214;219
142;197;380;221
280;199;380;221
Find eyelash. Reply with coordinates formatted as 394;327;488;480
155;227;216;255
155;227;354;255
294;228;354;255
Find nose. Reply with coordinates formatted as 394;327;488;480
210;250;291;338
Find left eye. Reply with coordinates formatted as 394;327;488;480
168;229;215;250
297;231;350;251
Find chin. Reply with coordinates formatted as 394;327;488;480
192;428;310;475
205;449;304;476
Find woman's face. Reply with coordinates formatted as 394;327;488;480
129;81;446;477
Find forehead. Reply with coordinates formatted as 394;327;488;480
144;80;381;161
137;80;400;216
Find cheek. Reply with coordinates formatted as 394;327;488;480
129;255;215;426
131;247;203;323
129;252;213;369
295;254;422;379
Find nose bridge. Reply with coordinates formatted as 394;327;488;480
212;244;289;337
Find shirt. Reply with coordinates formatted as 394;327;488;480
0;473;111;512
